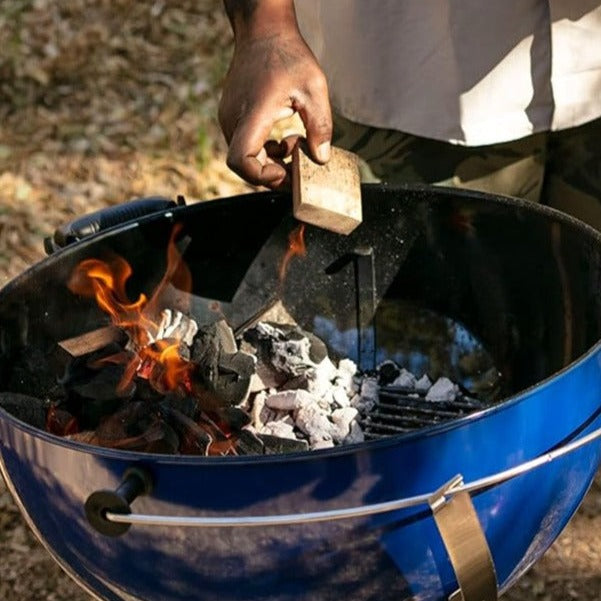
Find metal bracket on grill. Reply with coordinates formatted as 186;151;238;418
428;474;498;601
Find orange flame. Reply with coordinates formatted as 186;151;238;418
278;224;306;282
67;223;194;394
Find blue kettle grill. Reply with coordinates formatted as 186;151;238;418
1;184;601;601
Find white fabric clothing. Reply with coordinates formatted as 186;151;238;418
294;1;601;145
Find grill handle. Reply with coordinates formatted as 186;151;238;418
85;467;153;537
44;195;186;255
93;421;601;531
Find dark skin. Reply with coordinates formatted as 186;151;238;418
220;0;332;188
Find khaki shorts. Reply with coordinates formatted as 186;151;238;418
333;113;601;230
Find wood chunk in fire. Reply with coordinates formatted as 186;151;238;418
58;326;126;357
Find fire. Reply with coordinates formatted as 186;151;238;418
279;223;306;282
67;224;194;395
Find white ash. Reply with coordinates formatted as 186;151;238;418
330;407;359;443
415;374;432;393
154;309;198;346
295;404;335;445
238;321;469;452
334;358;358;393
264;389;313;412
425;377;459;402
391;368;416;388
331;385;351;408
345;421;365;445
126;309;199;352
261;420;297;440
352;377;379;414
312;440;335;450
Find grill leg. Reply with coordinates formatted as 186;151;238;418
428;475;498;601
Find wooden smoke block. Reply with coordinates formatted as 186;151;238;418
292;144;362;235
58;326;124;357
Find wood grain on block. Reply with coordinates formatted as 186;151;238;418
58;326;124;357
292;143;362;235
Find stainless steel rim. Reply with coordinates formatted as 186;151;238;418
106;422;601;527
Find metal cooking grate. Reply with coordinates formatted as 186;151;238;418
361;385;488;439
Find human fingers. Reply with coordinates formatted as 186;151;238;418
264;134;303;161
226;110;288;187
296;74;332;164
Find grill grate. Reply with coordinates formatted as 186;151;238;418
361;385;488;439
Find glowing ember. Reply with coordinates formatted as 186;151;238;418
278;223;306;282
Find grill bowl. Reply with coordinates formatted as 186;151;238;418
1;184;601;601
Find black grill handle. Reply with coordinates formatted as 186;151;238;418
44;195;186;255
85;467;154;537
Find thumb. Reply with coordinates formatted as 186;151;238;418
297;96;333;165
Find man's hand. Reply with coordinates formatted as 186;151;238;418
219;0;332;188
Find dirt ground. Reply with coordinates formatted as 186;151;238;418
1;2;601;600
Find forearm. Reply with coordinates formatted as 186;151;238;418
223;0;298;43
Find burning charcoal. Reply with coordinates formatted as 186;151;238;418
65;364;129;429
244;322;328;377
330;407;359;443
134;422;180;454
258;433;309;455
192;320;237;366
391;368;417;389
192;321;255;406
0;392;47;430
160;404;211;455
95;401;180;454
295;404;334;445
425;377;459;402
134;377;169;402
377;360;401;385
62;351;130;401
236;428;265;455
265;389;313;411
415;374;432;393
214;351;255;406
46;404;79;436
222;406;251;430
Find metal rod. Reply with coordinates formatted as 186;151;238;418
105;422;601;528
353;246;377;372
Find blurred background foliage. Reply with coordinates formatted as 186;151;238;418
0;0;252;281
